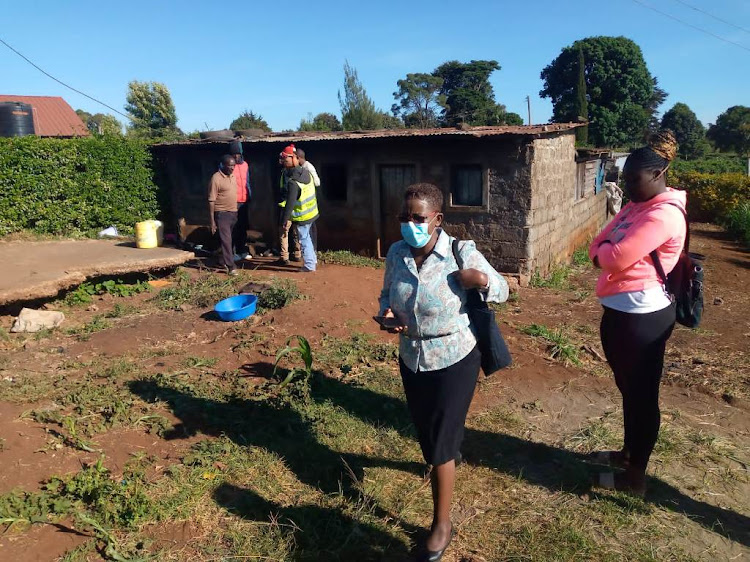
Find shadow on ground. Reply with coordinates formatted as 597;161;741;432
129;376;423;560
129;370;750;557
314;373;750;549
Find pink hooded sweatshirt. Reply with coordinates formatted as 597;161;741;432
589;188;687;298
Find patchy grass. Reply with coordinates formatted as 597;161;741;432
530;264;573;290
531;244;591;290
21;373;170;443
256;278;303;310
318;250;384;269
664;346;750;401
104;302;140;318
0;456;155;559
318;332;398;376
522;323;581;365
67;315;110;341
572;245;591;267
153;268;250;310
1;293;747;561
64;278;150;306
182;356;218;369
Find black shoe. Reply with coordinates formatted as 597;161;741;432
275;258;291;266
290;256;302;263
417;527;454;562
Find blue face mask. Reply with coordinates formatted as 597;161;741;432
400;217;436;248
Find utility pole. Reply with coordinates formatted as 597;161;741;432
526;96;532;125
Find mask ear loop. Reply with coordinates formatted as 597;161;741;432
654;164;669;181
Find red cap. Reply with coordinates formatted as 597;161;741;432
280;144;296;158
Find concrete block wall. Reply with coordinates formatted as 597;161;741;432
443;138;532;275
526;134;607;280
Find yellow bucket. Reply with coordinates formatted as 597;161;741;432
150;220;164;246
135;220;158;249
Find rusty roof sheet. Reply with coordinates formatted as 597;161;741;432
157;123;582;146
0;95;89;137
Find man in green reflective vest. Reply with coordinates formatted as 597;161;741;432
279;144;319;272
276;153;301;265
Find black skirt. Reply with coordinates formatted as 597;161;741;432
400;346;481;466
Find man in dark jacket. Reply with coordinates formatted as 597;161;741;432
279;145;319;272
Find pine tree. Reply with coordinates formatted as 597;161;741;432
574;48;588;145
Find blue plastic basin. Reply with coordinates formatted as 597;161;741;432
214;294;257;321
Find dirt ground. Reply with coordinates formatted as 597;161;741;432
0;224;747;561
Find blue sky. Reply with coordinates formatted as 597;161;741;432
3;0;748;132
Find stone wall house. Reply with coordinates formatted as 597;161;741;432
152;124;608;284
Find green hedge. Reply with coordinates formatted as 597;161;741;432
671;154;746;175
669;171;750;223
0;136;162;236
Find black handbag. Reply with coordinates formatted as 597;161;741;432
649;204;704;328
452;239;512;376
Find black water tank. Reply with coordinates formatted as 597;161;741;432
0;102;36;137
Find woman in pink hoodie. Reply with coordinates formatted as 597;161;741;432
589;131;686;496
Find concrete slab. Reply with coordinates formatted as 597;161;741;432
0;239;195;305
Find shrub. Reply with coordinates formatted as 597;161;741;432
671;155;745;175
724;201;750;246
670;171;750;222
0;136;162;236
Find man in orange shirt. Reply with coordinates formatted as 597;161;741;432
229;140;252;261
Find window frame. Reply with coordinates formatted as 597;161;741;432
447;163;488;211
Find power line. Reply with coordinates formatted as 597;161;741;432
0;36;133;121
630;0;750;53
672;0;750;36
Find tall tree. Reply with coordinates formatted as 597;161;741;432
299;112;342;132
338;61;383;130
230;110;271;132
540;36;665;147
379;111;403;129
433;60;509;126
503;112;524;126
77;110;123;136
661;103;709;159
574;48;589;145
124;81;179;138
708;105;750;156
392;73;447;128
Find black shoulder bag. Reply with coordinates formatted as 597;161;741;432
649;205;704;328
452;239;512;376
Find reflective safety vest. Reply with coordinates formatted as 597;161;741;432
290;174;319;222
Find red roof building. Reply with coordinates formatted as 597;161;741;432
0;95;89;137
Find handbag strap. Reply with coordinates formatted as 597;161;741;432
649;202;689;288
650;249;669;287
451;238;464;270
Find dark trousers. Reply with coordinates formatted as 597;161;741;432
232;201;250;255
215;211;237;270
600;304;676;470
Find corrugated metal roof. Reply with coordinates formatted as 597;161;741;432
157;122;582;146
0;95;89;137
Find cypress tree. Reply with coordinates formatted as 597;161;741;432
575;47;589;145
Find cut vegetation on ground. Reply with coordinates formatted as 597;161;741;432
0;226;747;561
